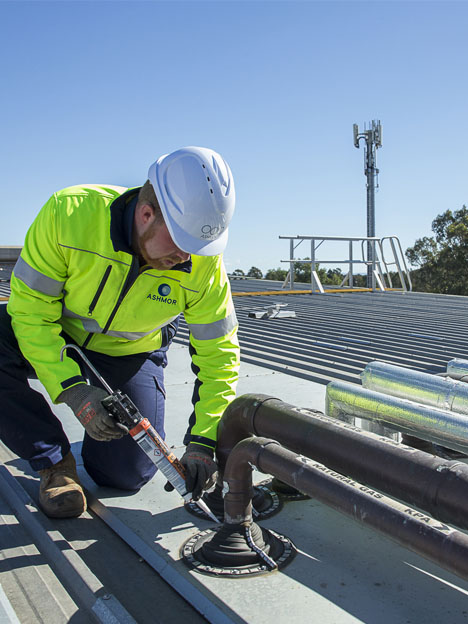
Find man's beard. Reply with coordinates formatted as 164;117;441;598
132;223;180;270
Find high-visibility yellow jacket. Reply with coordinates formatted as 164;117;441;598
8;184;240;449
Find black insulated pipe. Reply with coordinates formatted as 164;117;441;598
222;436;276;525
216;394;468;529
222;436;468;581
200;437;284;569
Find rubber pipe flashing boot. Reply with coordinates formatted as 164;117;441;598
201;522;274;567
38;452;87;518
182;521;296;576
270;477;310;500
194;483;281;521
205;484;269;515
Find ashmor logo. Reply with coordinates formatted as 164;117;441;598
147;283;177;305
201;224;224;240
158;284;171;297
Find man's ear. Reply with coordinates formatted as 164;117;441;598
136;202;156;227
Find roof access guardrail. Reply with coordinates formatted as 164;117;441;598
278;235;412;293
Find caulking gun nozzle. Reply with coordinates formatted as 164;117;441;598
196;498;220;523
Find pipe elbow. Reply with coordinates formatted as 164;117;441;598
217;394;280;469
223;437;281;525
224;437;281;481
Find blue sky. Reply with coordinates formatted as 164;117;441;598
1;0;467;275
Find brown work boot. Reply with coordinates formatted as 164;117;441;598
38;452;87;518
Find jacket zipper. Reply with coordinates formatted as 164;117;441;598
82;258;139;349
102;256;140;334
88;265;112;316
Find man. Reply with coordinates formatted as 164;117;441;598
0;146;240;518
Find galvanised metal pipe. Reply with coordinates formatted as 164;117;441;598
216;394;468;529
223;436;468;581
360;361;468;414
326;380;468;455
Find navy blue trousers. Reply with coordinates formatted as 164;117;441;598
0;304;168;490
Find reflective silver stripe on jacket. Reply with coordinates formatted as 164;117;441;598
62;307;103;333
188;310;238;341
14;256;65;297
62;306;178;340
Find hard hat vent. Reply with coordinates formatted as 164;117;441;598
212;156;231;196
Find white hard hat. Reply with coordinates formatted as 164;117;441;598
147;146;235;256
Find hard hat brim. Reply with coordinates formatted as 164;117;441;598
162;210;229;256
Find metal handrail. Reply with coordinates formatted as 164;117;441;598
378;236;413;291
278;235;411;293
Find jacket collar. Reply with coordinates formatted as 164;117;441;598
110;188;192;274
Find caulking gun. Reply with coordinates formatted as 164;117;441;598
60;344;220;523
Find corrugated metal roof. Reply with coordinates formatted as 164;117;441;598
175;279;468;385
0;263;14;299
2;266;466;381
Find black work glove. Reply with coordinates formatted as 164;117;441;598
58;384;128;442
165;443;218;500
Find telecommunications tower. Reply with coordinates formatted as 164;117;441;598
353;120;382;288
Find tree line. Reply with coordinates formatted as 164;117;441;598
405;206;468;295
233;205;468;295
232;265;366;286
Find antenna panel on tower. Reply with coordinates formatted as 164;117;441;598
353;124;359;148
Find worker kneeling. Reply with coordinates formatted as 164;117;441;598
0;146;240;518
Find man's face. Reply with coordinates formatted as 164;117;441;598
134;216;190;270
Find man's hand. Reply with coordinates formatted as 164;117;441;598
182;443;218;500
58;384;128;442
165;443;217;500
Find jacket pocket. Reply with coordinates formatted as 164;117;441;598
88;265;112;316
